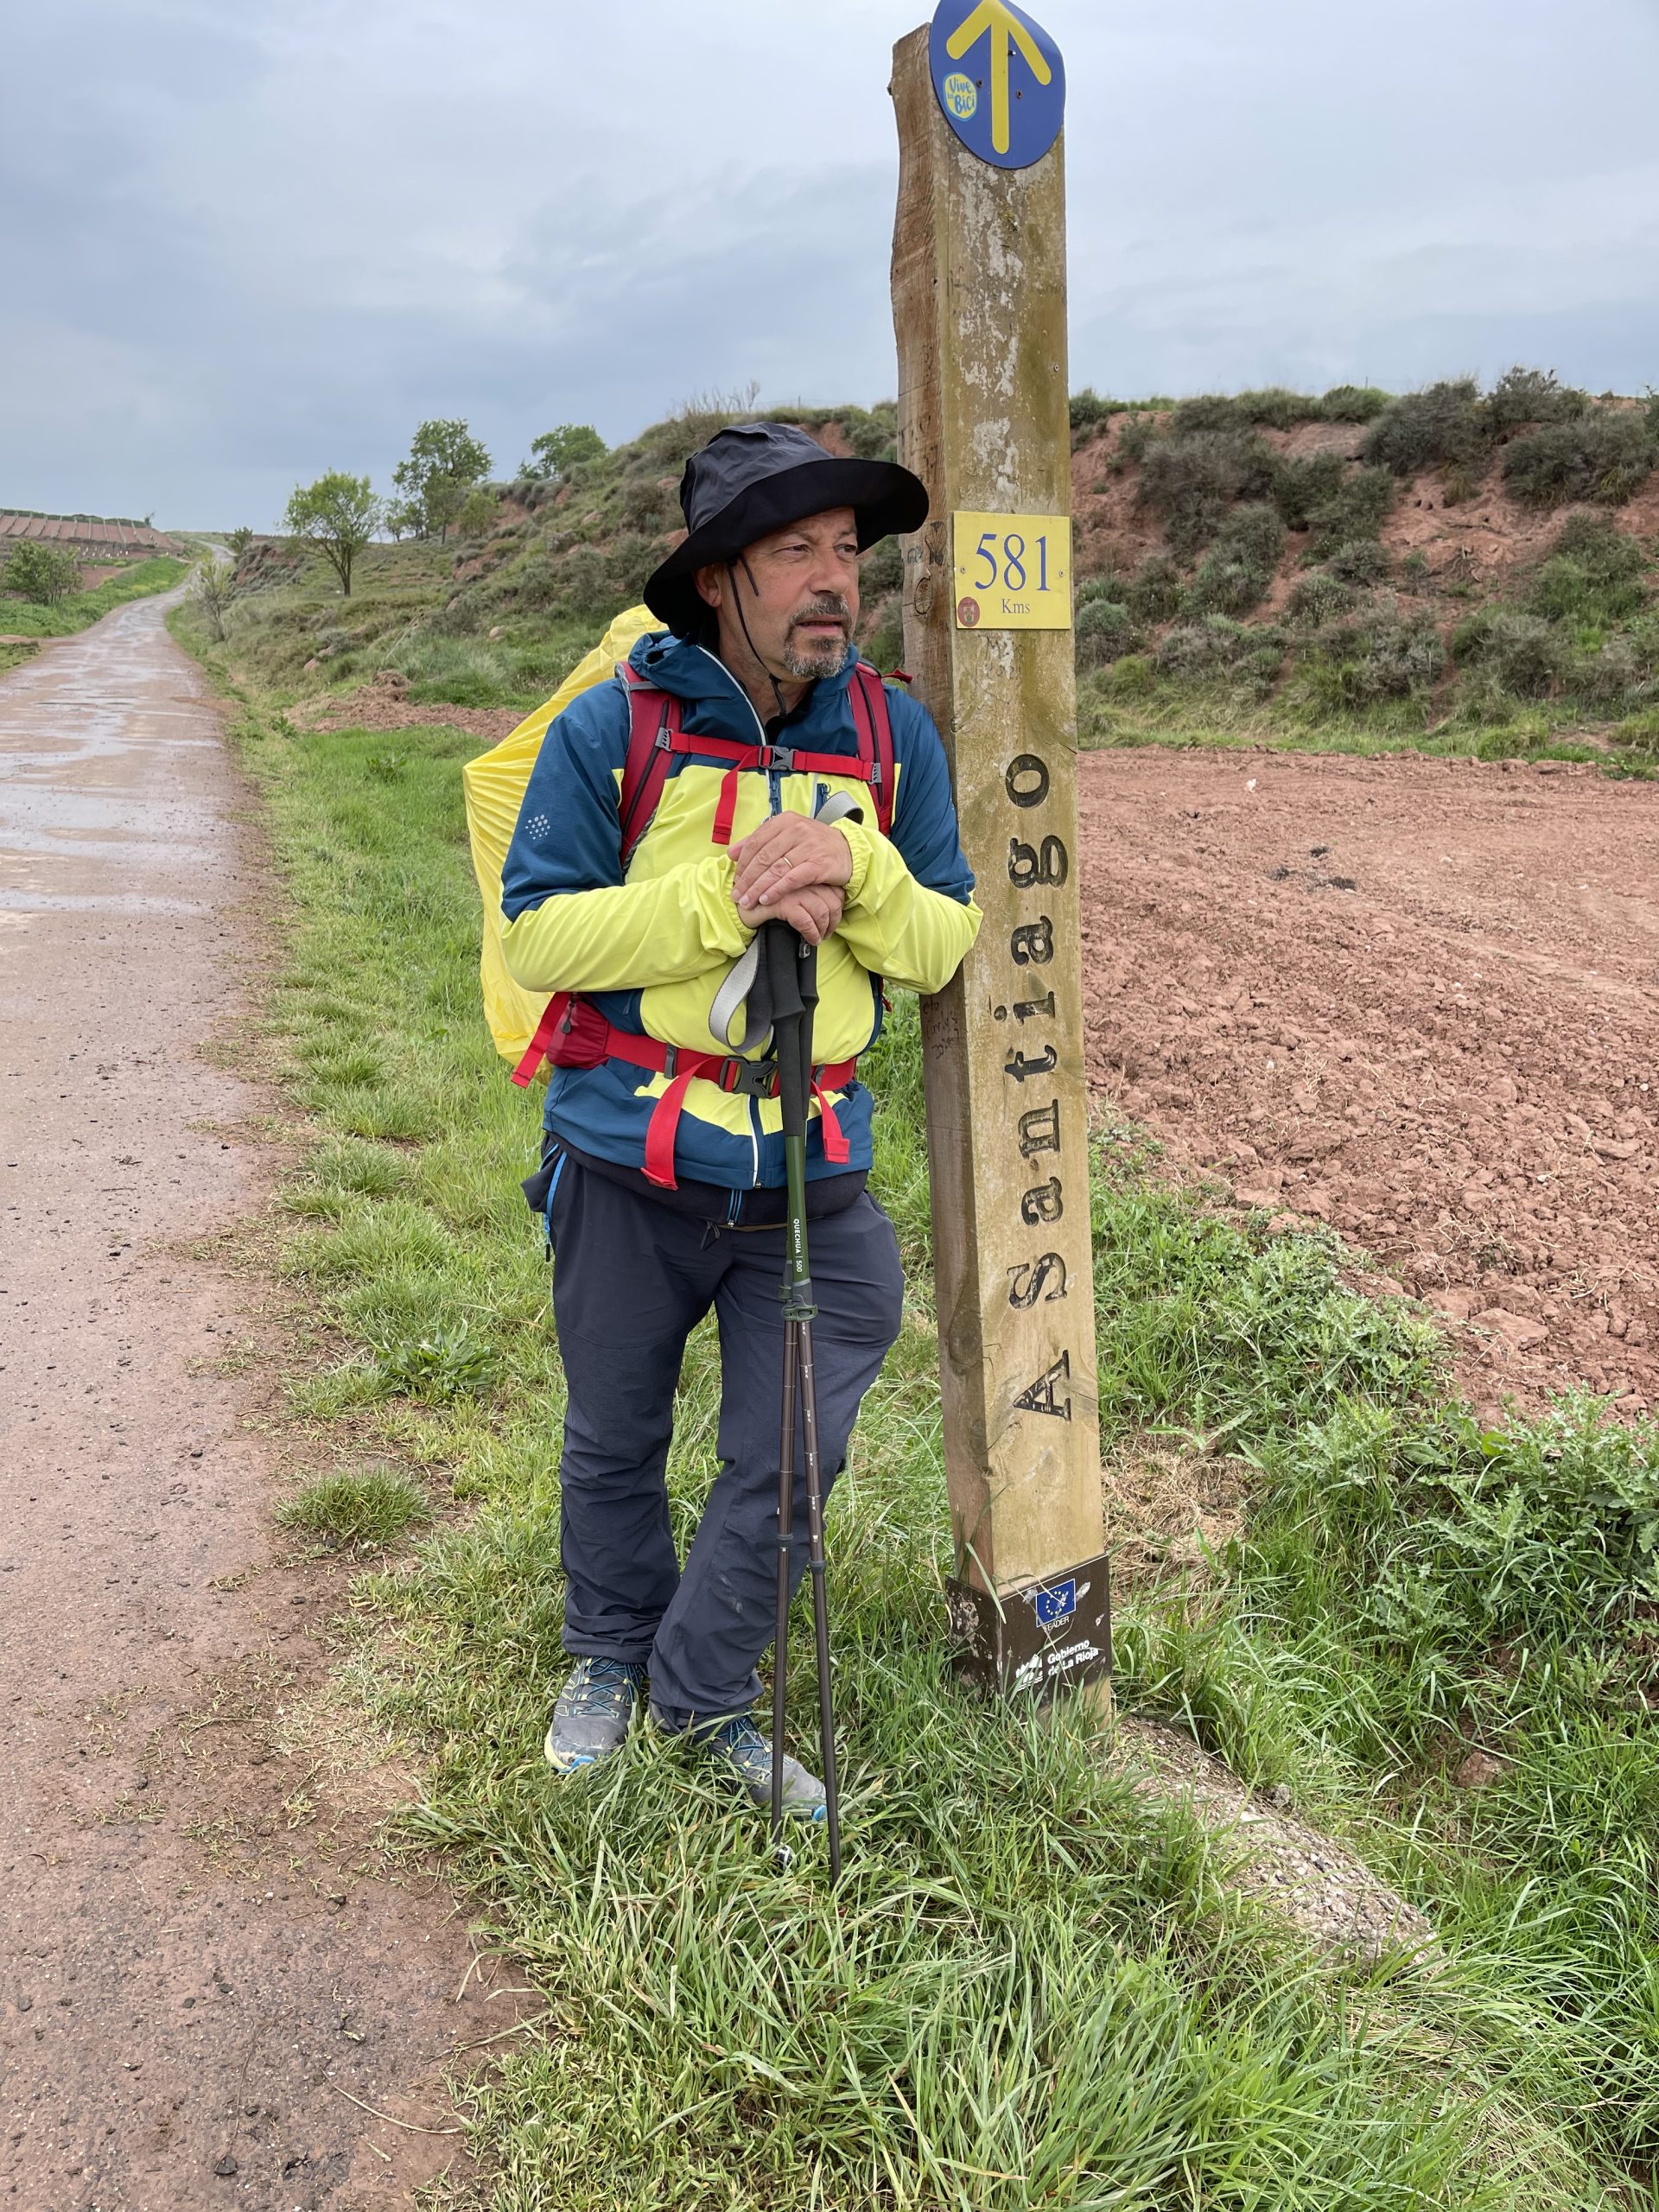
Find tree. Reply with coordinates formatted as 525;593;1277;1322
190;557;237;643
226;526;254;557
383;498;423;543
3;540;81;605
456;485;499;539
283;471;381;597
391;418;491;541
522;423;606;481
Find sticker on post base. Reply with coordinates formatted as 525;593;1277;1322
929;1;1065;171
953;512;1071;629
945;1552;1112;1695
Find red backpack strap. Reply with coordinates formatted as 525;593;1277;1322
617;665;683;867
849;662;895;836
512;990;571;1089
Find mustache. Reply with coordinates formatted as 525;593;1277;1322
789;595;852;632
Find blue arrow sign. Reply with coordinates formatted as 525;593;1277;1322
929;0;1065;171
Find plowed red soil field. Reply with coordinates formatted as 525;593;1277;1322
1078;748;1659;1417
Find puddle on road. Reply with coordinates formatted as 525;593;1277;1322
0;889;211;915
1;593;234;903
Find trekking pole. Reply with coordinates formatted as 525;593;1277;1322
763;918;842;1883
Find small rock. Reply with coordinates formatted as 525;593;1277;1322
1452;1750;1503;1791
1474;1308;1549;1352
1267;1782;1293;1809
213;2155;239;2178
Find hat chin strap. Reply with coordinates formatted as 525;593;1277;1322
727;556;790;727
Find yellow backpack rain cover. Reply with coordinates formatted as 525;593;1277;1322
461;603;660;1064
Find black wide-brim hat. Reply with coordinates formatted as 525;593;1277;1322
644;420;929;637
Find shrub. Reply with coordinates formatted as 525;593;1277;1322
836;403;898;461
1075;575;1125;608
1180;553;1271;626
1286;569;1356;626
1111;414;1159;471
1326;538;1393;587
1075;596;1143;666
1236;386;1321;429
1215;500;1286;572
863;595;904;675
1502;410;1657;508
1451;607;1565;696
1303;607;1445;705
1529;513;1647;626
455;486;499;538
1154;613;1257;680
620;475;678;533
3;540;81;605
604;531;665;601
860;537;904;597
1268;453;1344;531
1569;633;1647;709
1070;388;1123;441
1484;365;1588;435
1168;395;1245;438
1180;502;1285;618
1362;378;1488;477
1616;704;1659;752
1305;467;1395;557
1124;553;1183;625
1319;385;1392;423
1103;652;1155;696
1399;550;1430;590
1139;430;1276;560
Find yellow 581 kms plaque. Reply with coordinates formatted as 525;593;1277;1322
951;511;1072;630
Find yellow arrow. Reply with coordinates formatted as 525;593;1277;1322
944;0;1052;157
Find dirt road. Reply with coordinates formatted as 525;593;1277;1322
0;595;497;2211
1078;747;1659;1414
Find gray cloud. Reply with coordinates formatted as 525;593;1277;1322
2;0;1656;525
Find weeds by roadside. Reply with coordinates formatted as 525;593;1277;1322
0;554;188;638
174;599;1659;2209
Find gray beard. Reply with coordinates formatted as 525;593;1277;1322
781;631;854;682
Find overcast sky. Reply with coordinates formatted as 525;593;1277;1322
4;0;1659;528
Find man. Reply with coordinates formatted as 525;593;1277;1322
499;422;981;1818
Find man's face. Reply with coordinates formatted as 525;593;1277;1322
697;506;861;684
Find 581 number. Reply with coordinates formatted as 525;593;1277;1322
972;531;1052;594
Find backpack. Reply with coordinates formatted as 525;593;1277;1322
461;604;896;1071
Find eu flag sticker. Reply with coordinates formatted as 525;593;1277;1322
1033;1578;1077;1630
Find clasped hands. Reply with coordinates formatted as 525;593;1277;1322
729;814;852;947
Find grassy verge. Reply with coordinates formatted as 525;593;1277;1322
1077;672;1653;775
175;600;1659;2209
0;554;190;639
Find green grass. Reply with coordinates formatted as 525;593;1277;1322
276;1467;431;1548
0;554;189;637
1077;671;1643;772
175;596;1659;2208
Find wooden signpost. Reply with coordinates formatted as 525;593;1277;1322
891;3;1110;1699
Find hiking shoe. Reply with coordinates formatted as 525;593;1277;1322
543;1657;648;1773
701;1713;827;1821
